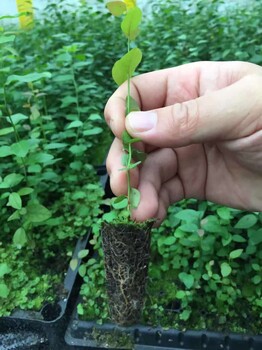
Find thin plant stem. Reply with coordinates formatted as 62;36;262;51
3;87;27;180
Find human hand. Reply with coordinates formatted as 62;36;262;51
104;61;262;223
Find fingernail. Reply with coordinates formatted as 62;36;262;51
127;112;157;132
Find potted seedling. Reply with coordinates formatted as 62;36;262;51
101;0;153;326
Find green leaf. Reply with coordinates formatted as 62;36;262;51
13;227;27;248
130;187;140;208
6;72;52;85
252;275;261;285
106;1;127;16
175;209;199;222
164;236;176;245
179;223;198;233
0;173;24;188
67;120;83;129
234;214;258;229
121;153;129;166
0;127;14;136
8;210;20;222
70;259;78;271
221;262;232;277
0;263;11;278
229;249;243;259
121;7;142;40
179;272;194;289
7;113;28;125
18;187;34;196
11;140;30;158
77;303;84;315
7;192;22;210
0;283;9;298
83;127;103;136
112;48;142;85
78;249;89;259
112;196;128;209
121;160;141;170
217;207;232;220
176;290;186;299
44;142;67;150
79;265;87;277
232;234;246;243
30;105;40;120
122;130;141;145
0;146;12;157
0;35;15;45
26;202;51;223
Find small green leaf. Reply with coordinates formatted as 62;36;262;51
217;207;232;220
13;227;27;248
78;249;89;259
11;140;30;158
83;127;103;136
229;249;243;259
121;153;129;166
112;196;128;209
6;72;52;85
122;130;141;145
67;120;83;129
0;127;14;136
221;262;232;277
79;265;87;277
106;1;127;16
0;283;9;298
7;113;28;125
252;275;261;285
179;272;194;289
175;209;199;222
121;7;142;40
70;259;78;271
0;35;15;45
8;210;20;221
0;263;11;278
26;202;51;223
30;104;40;120
234;214;257;229
0;173;24;188
179;223;198;233
77;303;84;315
0;146;12;158
18;187;34;196
232;234;246;243
176;290;186;299
164;236;176;245
7;192;22;210
112;48;142;85
130;187;140;208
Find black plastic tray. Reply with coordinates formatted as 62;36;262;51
65;317;262;350
0;233;90;349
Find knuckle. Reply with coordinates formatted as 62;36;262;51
170;100;200;142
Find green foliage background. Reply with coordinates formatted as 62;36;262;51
0;0;261;330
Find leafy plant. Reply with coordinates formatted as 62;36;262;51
104;0;147;219
0;10;105;316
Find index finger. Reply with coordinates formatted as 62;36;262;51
104;63;201;139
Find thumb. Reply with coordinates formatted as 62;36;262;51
125;75;262;148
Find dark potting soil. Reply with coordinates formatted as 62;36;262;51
101;221;152;326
